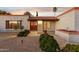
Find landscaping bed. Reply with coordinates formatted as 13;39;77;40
62;44;79;52
17;29;30;37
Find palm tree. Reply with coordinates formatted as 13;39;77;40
53;7;57;16
36;11;38;16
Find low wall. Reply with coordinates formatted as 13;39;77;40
55;30;69;41
0;29;21;32
55;30;79;44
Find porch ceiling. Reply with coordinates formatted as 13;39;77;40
28;16;59;21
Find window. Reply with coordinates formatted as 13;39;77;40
43;21;51;30
6;20;22;29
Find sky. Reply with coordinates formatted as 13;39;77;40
0;7;71;16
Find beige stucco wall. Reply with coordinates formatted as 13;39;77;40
68;10;79;43
75;10;79;31
50;22;56;32
55;9;79;43
0;15;29;32
27;21;30;30
56;11;75;30
55;10;76;42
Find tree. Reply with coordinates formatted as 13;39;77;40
53;7;57;16
24;11;32;17
0;10;11;15
36;11;38;16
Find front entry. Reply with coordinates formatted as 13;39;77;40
30;21;37;31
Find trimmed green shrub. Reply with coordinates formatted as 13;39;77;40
20;26;24;30
39;34;60;52
17;29;30;37
62;44;79;52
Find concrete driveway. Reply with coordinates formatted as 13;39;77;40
0;32;68;52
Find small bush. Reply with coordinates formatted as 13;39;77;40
17;29;30;37
20;26;24;30
62;44;79;52
39;34;60;52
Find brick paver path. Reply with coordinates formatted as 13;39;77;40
0;36;41;52
0;32;68;52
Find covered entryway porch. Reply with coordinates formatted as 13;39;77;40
28;16;59;36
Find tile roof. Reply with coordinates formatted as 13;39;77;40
28;16;59;21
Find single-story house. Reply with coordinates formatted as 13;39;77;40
0;7;79;43
0;15;59;32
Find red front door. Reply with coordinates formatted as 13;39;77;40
30;21;37;31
